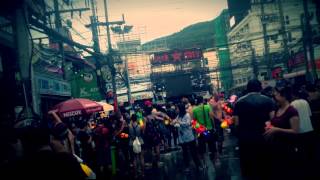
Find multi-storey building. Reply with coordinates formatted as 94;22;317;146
203;49;221;92
228;0;318;89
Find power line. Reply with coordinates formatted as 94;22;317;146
45;0;92;43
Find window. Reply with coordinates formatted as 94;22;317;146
244;24;249;32
261;72;267;78
270;35;278;43
41;79;49;89
243;78;247;83
54;82;60;91
287;32;292;42
310;12;314;20
62;84;68;91
285;16;290;25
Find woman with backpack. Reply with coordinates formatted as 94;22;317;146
129;114;145;178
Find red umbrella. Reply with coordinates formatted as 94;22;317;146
53;98;103;118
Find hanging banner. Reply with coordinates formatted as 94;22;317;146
151;48;203;65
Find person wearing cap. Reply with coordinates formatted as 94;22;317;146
144;100;153;107
233;79;275;180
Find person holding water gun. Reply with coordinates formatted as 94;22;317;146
192;96;219;168
209;94;228;158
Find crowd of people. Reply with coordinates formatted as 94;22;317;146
1;78;319;180
233;79;320;180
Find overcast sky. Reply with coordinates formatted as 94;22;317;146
62;0;228;51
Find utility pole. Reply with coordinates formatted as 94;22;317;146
260;1;271;80
251;46;259;79
303;0;318;81
277;0;290;73
110;23;134;104
53;0;66;80
301;14;311;81
102;0;125;111
87;0;106;99
52;0;90;80
89;0;100;53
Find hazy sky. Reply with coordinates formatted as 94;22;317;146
65;0;228;51
104;0;228;41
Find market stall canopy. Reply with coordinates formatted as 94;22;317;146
97;101;114;112
53;98;103;118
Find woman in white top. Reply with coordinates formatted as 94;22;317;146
171;103;201;172
291;87;316;179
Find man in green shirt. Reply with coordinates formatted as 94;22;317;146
192;96;218;168
193;101;214;130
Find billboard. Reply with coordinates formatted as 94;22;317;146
151;48;203;65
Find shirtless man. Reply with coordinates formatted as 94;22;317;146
208;94;224;156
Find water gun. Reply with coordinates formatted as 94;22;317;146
221;118;233;129
191;119;208;137
222;103;233;116
119;132;129;139
164;116;171;126
136;112;144;128
265;121;273;131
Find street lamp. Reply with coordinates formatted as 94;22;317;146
111;25;133;104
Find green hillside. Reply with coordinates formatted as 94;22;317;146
143;19;215;50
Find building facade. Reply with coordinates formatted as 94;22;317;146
203;49;221;92
228;0;318;89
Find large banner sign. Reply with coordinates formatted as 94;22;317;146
151;48;203;65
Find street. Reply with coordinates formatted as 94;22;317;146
115;133;241;180
1;1;319;179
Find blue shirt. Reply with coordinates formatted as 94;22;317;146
177;113;195;143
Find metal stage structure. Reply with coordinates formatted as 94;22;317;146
150;48;212;100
